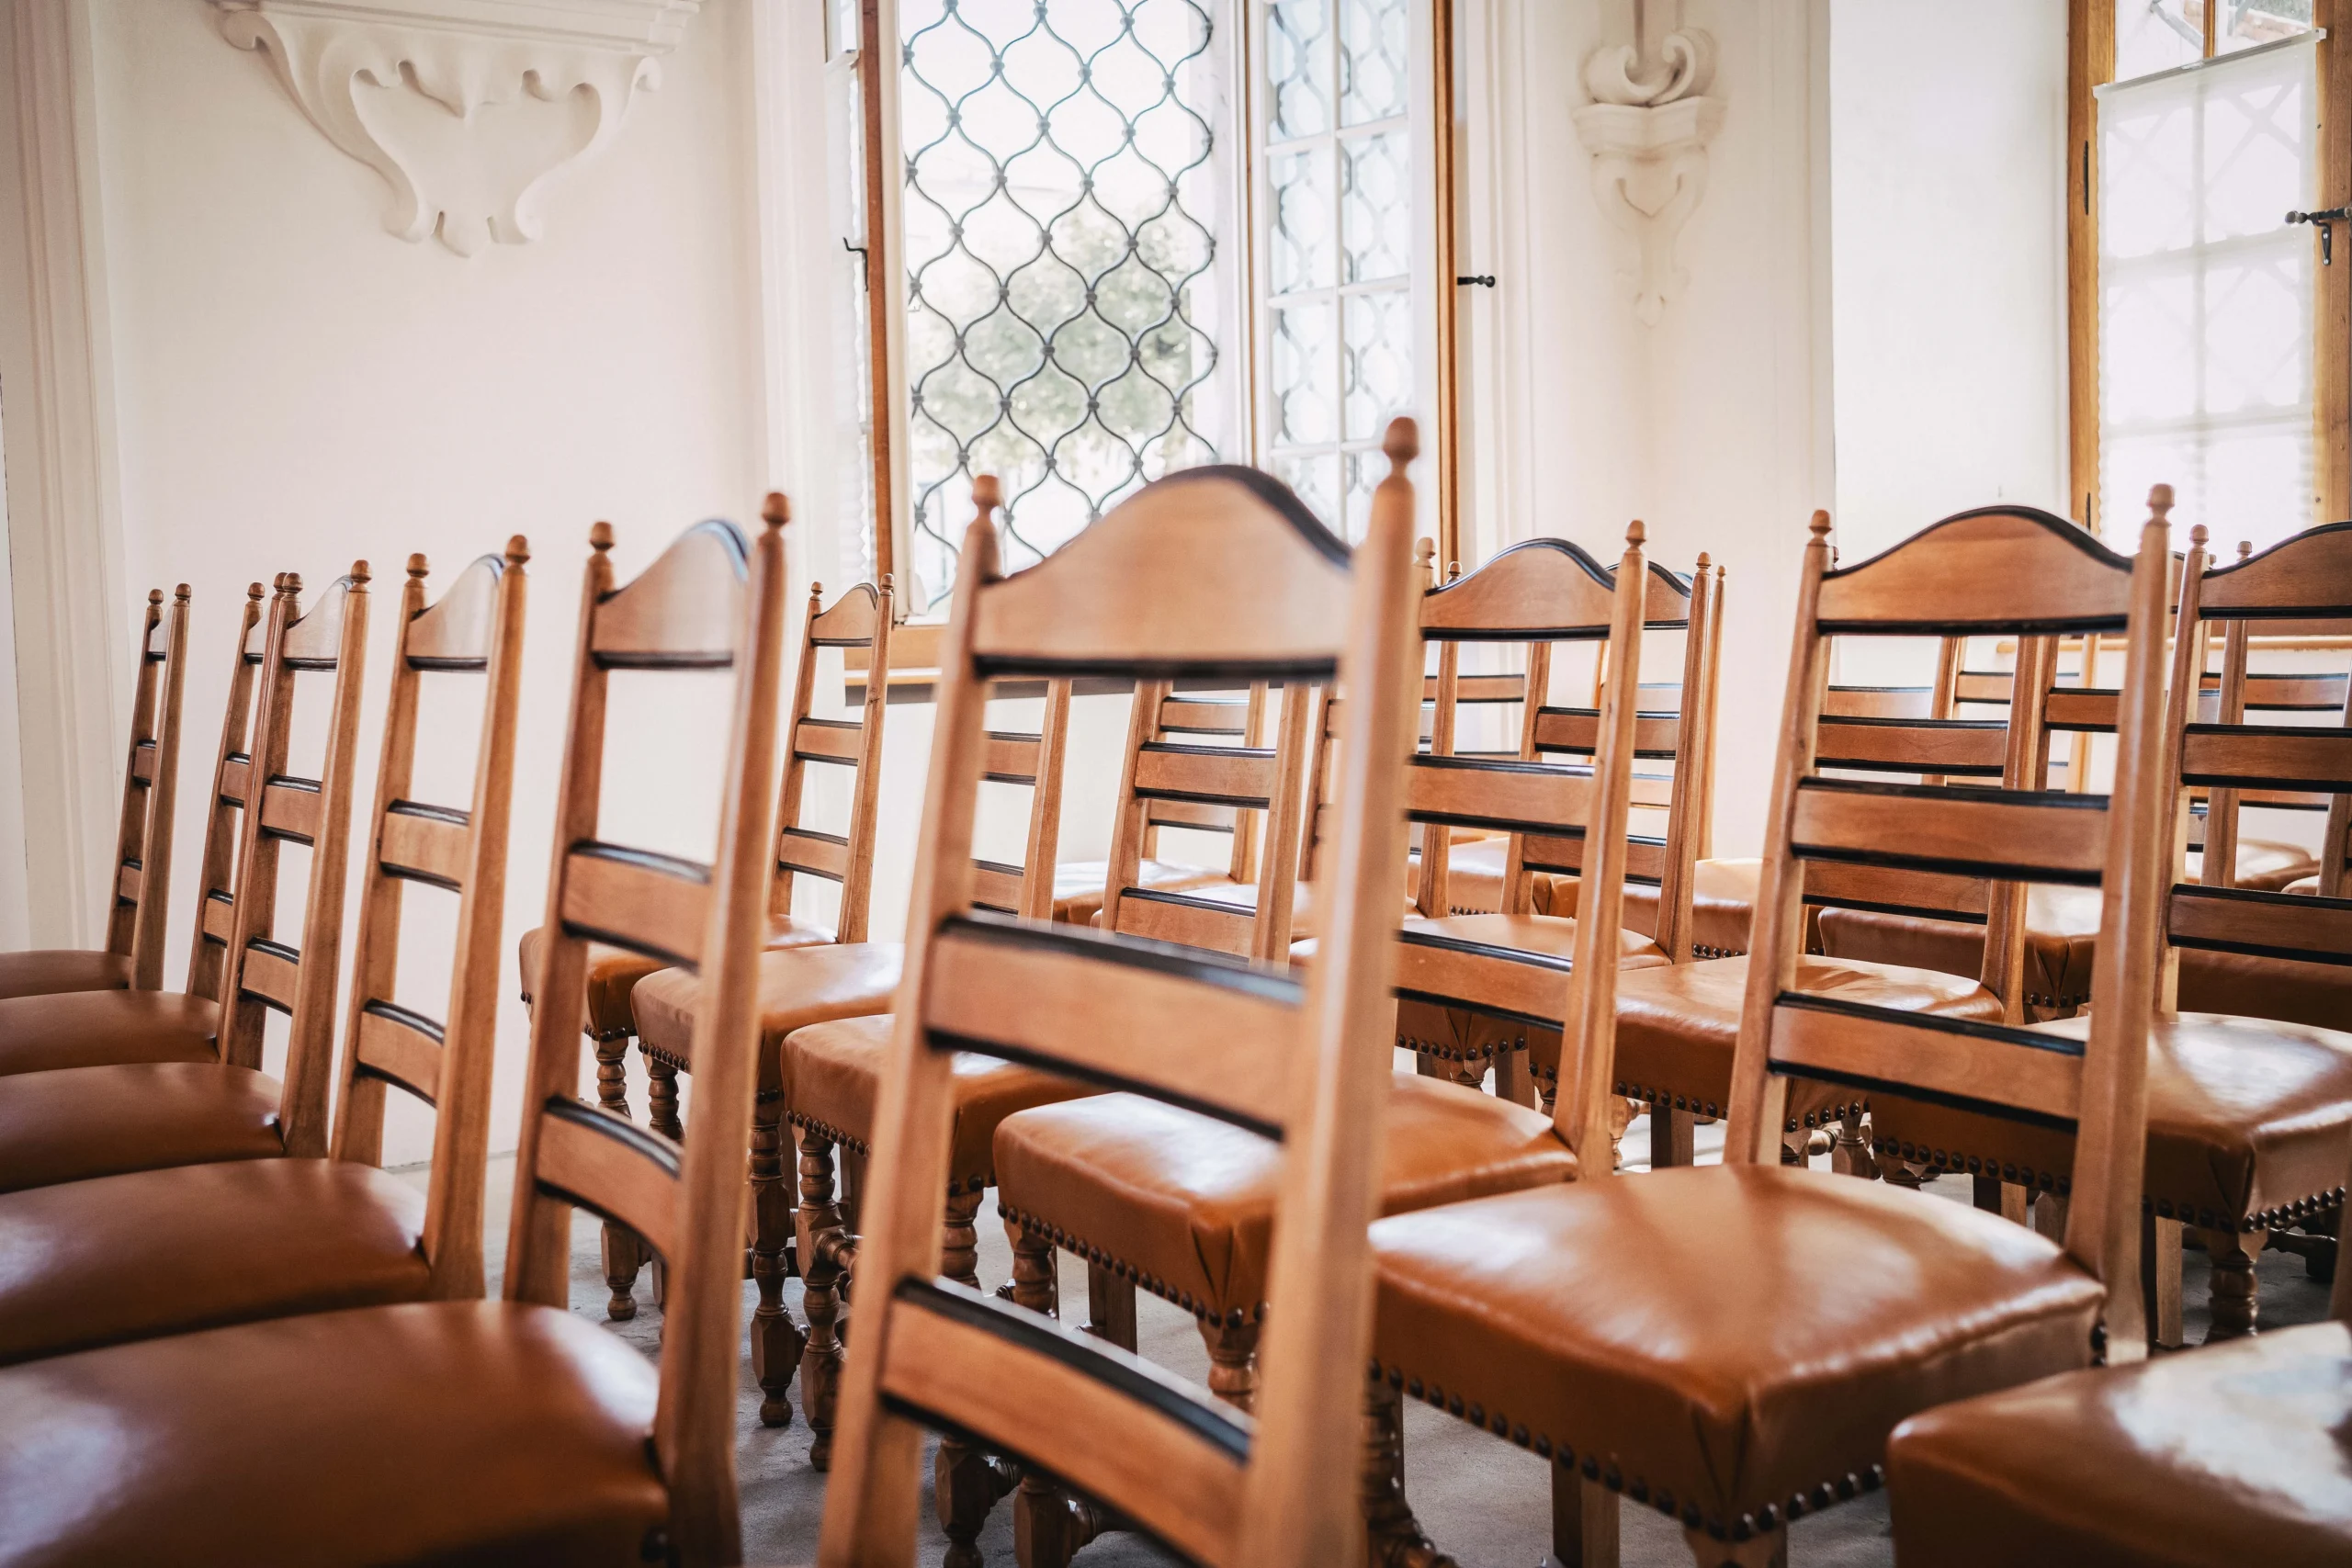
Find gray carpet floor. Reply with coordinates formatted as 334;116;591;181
415;1110;2335;1568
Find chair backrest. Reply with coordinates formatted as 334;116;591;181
217;568;373;1161
183;582;269;1002
108;586;191;988
1409;533;1722;959
505;504;790;1568
326;544;528;1297
1143;682;1271;883
1724;498;2175;1358
775;571;894;942
1390;526;1657;1037
2162;521;2352;984
820;433;1422;1568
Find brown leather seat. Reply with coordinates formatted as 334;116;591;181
0;1300;665;1567
1549;858;1763;960
1371;1164;2105;1539
0;950;130;1001
783;1013;1091;1189
1051;859;1231;927
1391;912;1671;1077
2289;873;2320;894
1871;1012;2352;1231
515;909;833;1039
1608;954;2004;1130
0;1159;429;1363
630;940;903;1075
993;1073;1574;1325
1887;1321;2352;1567
0;990;219;1078
2186;838;2320;892
1436;838;1551;916
2177;945;2352;1033
1818;885;2104;1018
0;1063;284;1193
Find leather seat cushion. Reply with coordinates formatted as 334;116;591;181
0;950;130;1001
1886;1321;2352;1568
1053;859;1230;926
1871;1012;2352;1228
1182;878;1419;942
993;1073;1573;1322
1610;955;2003;1129
2185;839;2321;893
2288;874;2320;895
0;1159;429;1364
1371;1164;2105;1535
0;1300;665;1567
517;912;834;1040
0;1063;284;1193
631;941;902;1075
783;1013;1092;1190
1433;839;1553;917
1816;885;2103;1017
2176;945;2352;1033
1552;858;1763;959
1391;912;1670;1071
0;990;218;1078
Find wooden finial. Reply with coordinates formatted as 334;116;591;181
1695;551;1710;570
808;578;825;603
2237;539;2253;560
174;583;191;602
505;535;530;565
406;553;429;581
147;588;163;605
2145;484;2175;525
1446;560;1463;581
1625;519;1646;547
880;572;895;592
348;560;371;585
1383;416;1420;469
1414;536;1434;563
972;473;1002;519
1808;510;1833;539
281;572;303;594
590;522;615;553
2189;525;2209;547
763;491;791;531
246;581;266;601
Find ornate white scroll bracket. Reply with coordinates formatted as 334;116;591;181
212;1;698;256
1574;13;1722;325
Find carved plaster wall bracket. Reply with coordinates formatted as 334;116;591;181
1574;1;1722;324
212;1;699;256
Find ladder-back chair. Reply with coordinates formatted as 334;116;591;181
1366;498;2175;1568
183;581;271;1008
819;431;1421;1568
0;585;191;1000
0;546;526;1365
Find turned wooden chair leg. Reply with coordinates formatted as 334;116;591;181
750;1089;803;1427
1682;1527;1785;1568
930;1184;1015;1567
1553;1469;1619;1568
2143;1212;2185;1350
1085;1260;1136;1351
1200;1314;1261;1412
942;1186;984;1291
1362;1374;1453;1568
1649;1103;1695;1170
2203;1225;2263;1341
1011;1224;1086;1568
1829;1111;1877;1179
643;1049;684;1309
1493;1046;1537;1107
594;1031;644;1321
796;1127;844;1466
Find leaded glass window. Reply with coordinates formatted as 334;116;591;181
1257;0;1419;541
2098;31;2318;549
899;0;1237;612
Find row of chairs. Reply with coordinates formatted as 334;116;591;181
0;424;2344;1566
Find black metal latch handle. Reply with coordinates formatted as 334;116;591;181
1455;275;1496;288
2288;207;2352;265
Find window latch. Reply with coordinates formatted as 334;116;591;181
2288;208;2350;265
1455;275;1496;288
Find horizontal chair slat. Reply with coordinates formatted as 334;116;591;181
877;1280;1246;1568
2043;688;2120;733
1406;755;1595;836
355;998;445;1103
261;777;322;843
970;861;1024;915
1112;893;1261;957
2179;726;2352;793
1144;798;1239;833
1953;671;2012;705
241;939;300;1012
1532;706;1683;759
1790;779;2108;885
1815;717;2007;777
1521;832;1668;886
534;1097;681;1263
1133;743;1277;808
559;842;710;969
1803;859;1987;919
2168;886;2352;967
1770;995;2082;1125
115;863;141;903
924;914;1297;1134
982;730;1045;784
2198;671;2350;713
379;802;469;889
1823;686;1935;721
219;755;251;807
794;717;864;764
201;891;237;944
1393;927;1573;1029
130;742;156;784
779;828;850;882
1160;699;1251;734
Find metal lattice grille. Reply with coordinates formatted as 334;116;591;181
1261;0;1414;542
900;0;1229;610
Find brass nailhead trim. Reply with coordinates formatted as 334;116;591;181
1874;1139;2352;1230
999;1200;1263;1326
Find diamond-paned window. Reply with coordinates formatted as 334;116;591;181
1259;0;1416;541
899;0;1234;611
2098;31;2317;548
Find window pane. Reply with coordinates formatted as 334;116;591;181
2215;0;2313;55
1270;0;1331;141
1270;146;1335;296
2116;0;2203;84
1344;288;1413;440
899;0;1229;605
1342;126;1412;283
1339;0;1408;126
1273;301;1337;445
1276;453;1343;529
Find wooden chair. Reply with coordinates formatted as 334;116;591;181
518;535;892;1321
1868;520;2352;1346
180;581;272;1010
0;512;789;1568
0;586;191;999
1886;1115;2352;1566
815;427;1419;1568
0;569;368;1108
0;546;526;1363
629;485;1069;1428
1363;497;2176;1568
